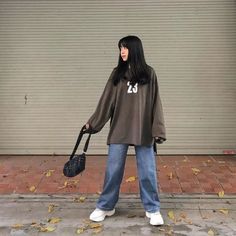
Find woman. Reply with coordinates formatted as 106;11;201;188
84;35;166;226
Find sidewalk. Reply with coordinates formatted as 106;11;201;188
0;155;235;194
0;155;236;235
0;194;235;236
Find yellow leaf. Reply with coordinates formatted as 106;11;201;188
12;224;24;229
89;223;103;229
191;168;201;175
79;196;86;202
208;229;215;236
74;196;86;203
44;226;56;232
125;176;136;183
45;170;55;177
48;204;57;213
93;227;103;234
219;209;229;215
29;186;36;192
76;228;84;234
218;191;224;198
168;210;175;221
48;217;61;224
167;172;173;180
179;212;187;219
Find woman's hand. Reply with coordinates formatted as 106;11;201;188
82;123;90;132
155;137;165;144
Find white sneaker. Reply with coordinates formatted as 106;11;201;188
146;211;164;226
89;208;115;222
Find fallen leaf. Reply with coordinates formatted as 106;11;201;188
125;176;136;183
48;204;57;213
218;191;224;198
167;172;173;180
48;217;61;224
29;186;36;192
166;229;174;235
76;227;84;234
219;209;229;215
168;210;175;221
96;191;101;195
93;227;103;234
179;212;187;219
208;229;215;236
39;226;56;232
191;168;201;175
12;224;24;229
45;170;55;177
89;223;103;229
79;196;86;202
127;214;136;218
59;180;78;189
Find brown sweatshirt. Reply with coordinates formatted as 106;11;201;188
87;66;166;146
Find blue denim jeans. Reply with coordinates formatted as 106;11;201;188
96;144;160;213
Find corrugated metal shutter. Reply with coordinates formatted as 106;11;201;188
0;0;235;155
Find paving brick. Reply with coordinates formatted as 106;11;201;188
0;154;236;194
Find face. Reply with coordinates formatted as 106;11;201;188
120;46;129;61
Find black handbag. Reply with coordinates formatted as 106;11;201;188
63;126;91;177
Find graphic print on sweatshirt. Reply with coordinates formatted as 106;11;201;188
127;81;138;94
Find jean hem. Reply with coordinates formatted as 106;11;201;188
145;208;160;213
96;205;115;211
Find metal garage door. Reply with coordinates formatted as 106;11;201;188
0;0;235;154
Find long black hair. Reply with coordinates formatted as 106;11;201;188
112;35;150;86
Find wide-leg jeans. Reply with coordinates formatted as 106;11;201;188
96;144;160;213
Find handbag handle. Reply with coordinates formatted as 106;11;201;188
70;126;91;160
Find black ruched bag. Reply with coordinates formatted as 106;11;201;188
63;126;91;177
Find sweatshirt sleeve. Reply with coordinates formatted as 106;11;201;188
151;70;166;141
87;70;116;133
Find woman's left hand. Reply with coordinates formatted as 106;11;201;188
155;137;165;144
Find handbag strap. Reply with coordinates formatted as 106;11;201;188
70;126;91;160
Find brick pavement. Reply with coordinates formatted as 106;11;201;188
0;155;235;194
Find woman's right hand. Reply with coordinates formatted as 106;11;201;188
82;123;91;133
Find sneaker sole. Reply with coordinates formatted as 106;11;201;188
150;219;164;226
90;209;115;222
146;212;164;226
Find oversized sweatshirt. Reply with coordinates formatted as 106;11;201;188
87;66;166;146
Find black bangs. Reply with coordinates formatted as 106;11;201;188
118;39;128;49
